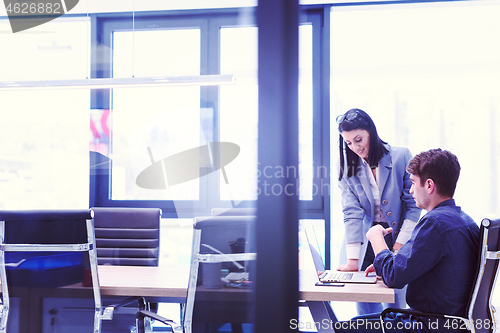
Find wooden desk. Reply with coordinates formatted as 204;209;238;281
91;265;394;301
298;268;394;333
10;264;393;333
92;265;393;302
9;265;190;333
78;265;189;298
297;239;395;332
298;240;393;302
99;265;393;333
299;269;394;303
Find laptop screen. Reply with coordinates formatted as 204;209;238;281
304;224;326;275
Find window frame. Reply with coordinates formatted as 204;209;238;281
88;8;331;264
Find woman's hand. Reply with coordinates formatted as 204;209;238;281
337;259;359;271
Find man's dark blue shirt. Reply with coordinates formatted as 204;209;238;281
374;199;480;321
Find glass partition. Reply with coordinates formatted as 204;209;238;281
0;2;321;331
330;0;500;320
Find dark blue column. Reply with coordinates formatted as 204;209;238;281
256;0;299;332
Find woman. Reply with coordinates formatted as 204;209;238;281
336;108;421;315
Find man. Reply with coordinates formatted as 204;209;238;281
338;149;480;333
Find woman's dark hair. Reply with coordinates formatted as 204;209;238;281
338;109;388;181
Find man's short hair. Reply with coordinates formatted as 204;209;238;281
406;148;460;198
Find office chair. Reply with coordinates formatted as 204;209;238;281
0;210;116;333
94;207;161;330
136;215;256;333
92;207;161;266
380;217;500;333
45;207;162;333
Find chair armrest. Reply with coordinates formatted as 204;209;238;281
380;308;468;333
136;309;183;333
92;296;145;320
381;307;447;320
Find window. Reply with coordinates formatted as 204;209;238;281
219;26;258;201
329;0;500;276
219;24;314;202
328;0;500;319
111;29;201;201
0;17;90;209
91;8;329;221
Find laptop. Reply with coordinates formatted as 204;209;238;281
304;224;377;285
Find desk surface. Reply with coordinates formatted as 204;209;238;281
11;265;393;333
297;237;394;304
63;265;189;298
62;265;393;304
299;269;394;303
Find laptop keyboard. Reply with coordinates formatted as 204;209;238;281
323;271;353;282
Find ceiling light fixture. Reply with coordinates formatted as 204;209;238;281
0;75;235;91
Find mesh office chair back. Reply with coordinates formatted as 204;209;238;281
186;215;256;333
0;210;106;333
467;218;500;333
136;215;257;333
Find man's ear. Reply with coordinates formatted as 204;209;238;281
426;179;435;193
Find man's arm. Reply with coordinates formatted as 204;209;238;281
370;217;444;289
